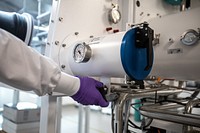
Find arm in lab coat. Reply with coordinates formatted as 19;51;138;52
0;28;80;96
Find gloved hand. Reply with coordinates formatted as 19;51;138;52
71;76;109;107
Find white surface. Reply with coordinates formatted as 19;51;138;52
2;118;39;131
149;7;200;81
133;0;200;23
0;86;14;109
46;0;123;76
3;103;40;123
64;32;127;78
3;124;39;133
133;0;180;23
44;1;200;133
61;105;112;133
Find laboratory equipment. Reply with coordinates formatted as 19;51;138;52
44;0;200;133
60;22;153;80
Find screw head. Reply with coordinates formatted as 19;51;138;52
61;65;65;69
59;17;63;22
55;41;59;45
62;44;66;47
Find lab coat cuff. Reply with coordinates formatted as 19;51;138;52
55;72;80;96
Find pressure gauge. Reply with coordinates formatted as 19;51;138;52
73;42;92;63
108;4;121;24
180;29;199;46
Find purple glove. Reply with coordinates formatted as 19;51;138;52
71;76;109;107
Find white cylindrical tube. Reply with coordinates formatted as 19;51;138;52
67;32;126;78
60;28;152;80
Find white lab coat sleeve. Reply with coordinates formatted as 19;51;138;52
0;29;80;96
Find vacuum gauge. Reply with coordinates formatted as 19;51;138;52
73;42;92;63
180;29;199;46
108;4;121;24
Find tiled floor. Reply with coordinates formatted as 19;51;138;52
61;105;142;133
61;105;112;133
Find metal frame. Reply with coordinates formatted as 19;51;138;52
109;82;200;133
40;96;56;133
110;85;183;133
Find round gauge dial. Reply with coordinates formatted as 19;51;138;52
180;29;199;46
108;4;121;24
73;42;92;63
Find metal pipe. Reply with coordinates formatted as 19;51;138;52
113;88;183;133
180;0;186;11
36;11;51;20
85;106;90;133
183;99;200;132
56;97;62;133
37;0;41;34
78;105;84;133
114;93;128;133
13;90;20;105
40;96;57;133
123;100;131;133
112;87;182;95
140;105;200;127
185;99;200;113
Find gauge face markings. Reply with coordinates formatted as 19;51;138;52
73;42;92;63
74;43;85;62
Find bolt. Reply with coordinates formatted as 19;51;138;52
61;65;65;69
55;41;59;45
74;32;79;35
106;27;112;32
156;13;162;18
113;29;119;33
51;20;54;23
58;17;63;22
136;0;140;7
169;38;174;43
62;44;66;47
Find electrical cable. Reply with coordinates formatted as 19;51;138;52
128;119;140;129
129;105;153;130
186;87;200;100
